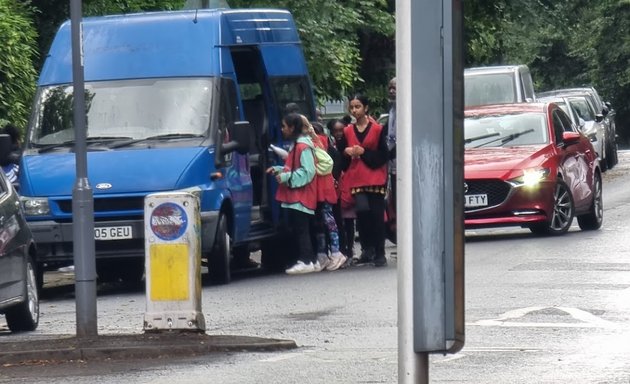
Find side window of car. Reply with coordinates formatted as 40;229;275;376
552;111;566;144
557;110;574;132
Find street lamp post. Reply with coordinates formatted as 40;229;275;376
70;0;98;338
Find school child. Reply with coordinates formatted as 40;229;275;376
328;118;356;263
306;119;347;271
337;95;389;267
266;113;319;274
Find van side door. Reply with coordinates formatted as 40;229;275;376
216;78;253;242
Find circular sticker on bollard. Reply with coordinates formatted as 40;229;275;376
150;202;188;241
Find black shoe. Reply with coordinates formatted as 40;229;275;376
373;257;387;267
354;248;375;265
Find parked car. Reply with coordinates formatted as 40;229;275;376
464;65;536;107
464;102;603;235
0;135;39;333
538;95;608;171
538;87;617;169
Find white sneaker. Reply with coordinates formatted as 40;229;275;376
313;261;323;272
326;252;347;271
317;253;331;270
286;261;315;275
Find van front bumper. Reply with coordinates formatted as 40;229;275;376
27;212;219;263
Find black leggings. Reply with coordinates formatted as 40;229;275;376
355;192;385;259
285;208;315;264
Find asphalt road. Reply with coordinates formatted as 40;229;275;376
1;151;629;383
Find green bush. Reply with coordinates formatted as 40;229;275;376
0;0;38;131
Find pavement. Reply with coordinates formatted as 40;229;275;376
0;264;297;367
0;330;297;366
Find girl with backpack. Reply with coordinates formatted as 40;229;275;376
306;119;347;271
266;113;319;274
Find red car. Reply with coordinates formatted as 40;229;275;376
464;103;603;235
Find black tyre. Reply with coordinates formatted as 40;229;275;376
529;179;574;236
35;263;45;293
207;214;231;284
5;255;40;332
577;172;603;230
605;139;618;170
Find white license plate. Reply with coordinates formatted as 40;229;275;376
465;194;488;208
94;226;133;240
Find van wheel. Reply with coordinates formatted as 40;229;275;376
5;255;40;332
207;214;231;284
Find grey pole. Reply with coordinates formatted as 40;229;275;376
397;0;464;382
70;0;98;337
397;0;428;380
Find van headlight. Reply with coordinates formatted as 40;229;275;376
509;168;550;187
21;197;51;216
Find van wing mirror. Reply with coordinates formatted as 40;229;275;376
221;121;250;156
595;113;604;123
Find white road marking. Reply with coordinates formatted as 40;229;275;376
258;352;305;363
470;306;622;329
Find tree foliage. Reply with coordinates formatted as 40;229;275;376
2;0;628;139
0;0;38;129
464;0;630;142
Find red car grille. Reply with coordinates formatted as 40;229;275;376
465;179;512;211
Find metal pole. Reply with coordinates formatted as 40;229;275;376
397;0;428;381
70;0;98;337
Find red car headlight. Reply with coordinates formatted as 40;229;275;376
509;168;550;187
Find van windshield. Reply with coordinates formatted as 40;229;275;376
465;73;517;107
28;78;215;146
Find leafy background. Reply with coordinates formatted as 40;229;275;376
0;0;628;143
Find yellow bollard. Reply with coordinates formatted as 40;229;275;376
143;192;205;332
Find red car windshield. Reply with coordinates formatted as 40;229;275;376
464;112;548;148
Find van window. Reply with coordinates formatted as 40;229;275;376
465;73;517;107
239;83;262;101
29;78;216;146
269;76;314;120
521;71;535;101
216;79;239;166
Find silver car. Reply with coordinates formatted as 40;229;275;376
538;95;607;171
0;134;39;333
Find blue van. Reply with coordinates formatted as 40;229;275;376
19;9;317;285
